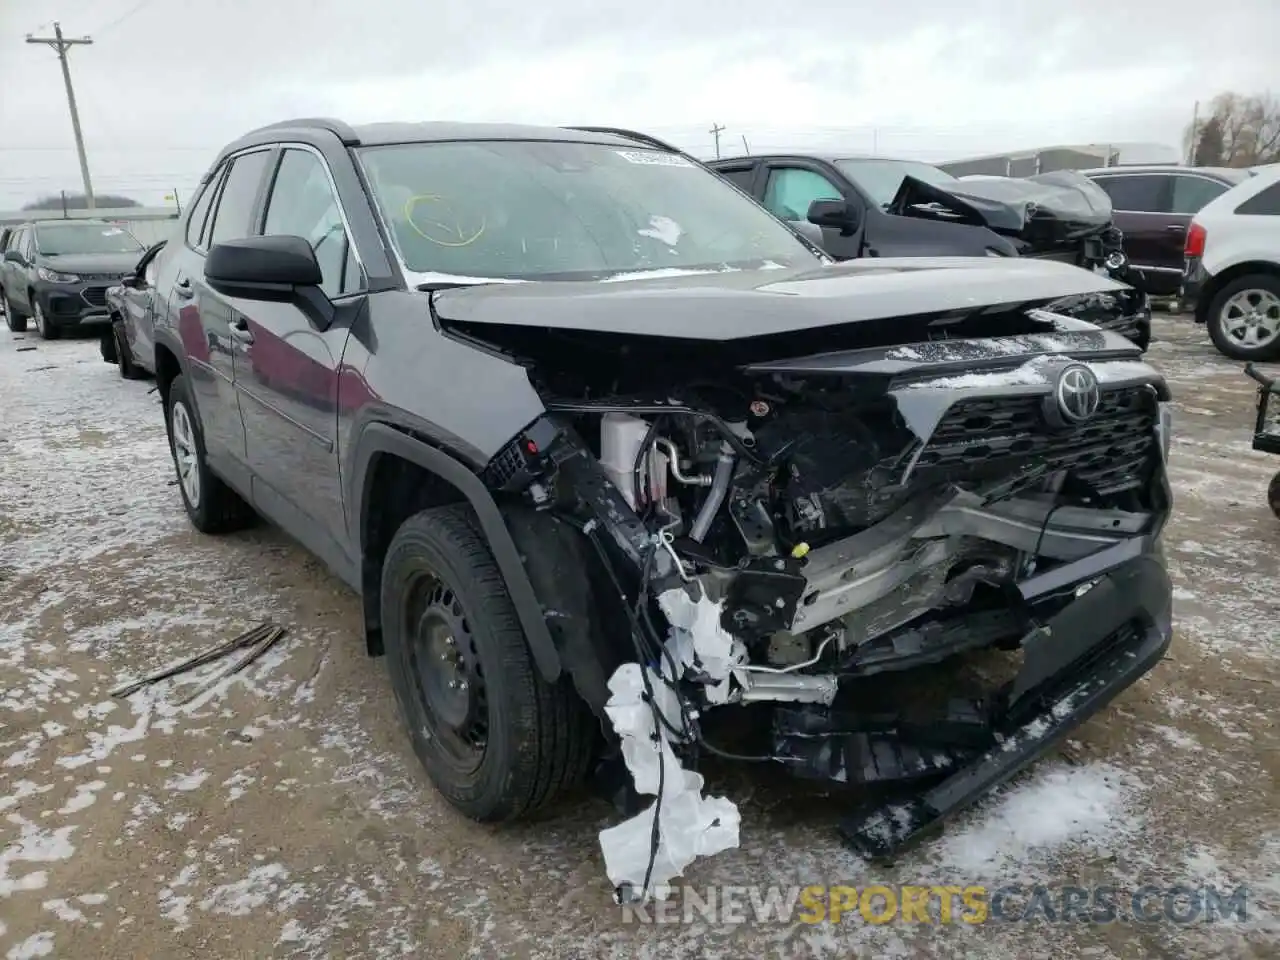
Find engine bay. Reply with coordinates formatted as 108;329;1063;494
475;317;1172;901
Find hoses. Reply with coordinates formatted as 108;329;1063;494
689;444;736;543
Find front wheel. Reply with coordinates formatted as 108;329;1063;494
380;504;595;822
32;299;59;340
3;293;27;333
164;374;254;534
114;323;144;379
1269;471;1280;521
1208;274;1280;361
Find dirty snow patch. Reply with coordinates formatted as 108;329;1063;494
6;932;54;959
934;762;1141;874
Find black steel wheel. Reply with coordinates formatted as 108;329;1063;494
403;577;490;768
380;503;595;822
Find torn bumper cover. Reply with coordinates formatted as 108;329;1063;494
814;548;1172;859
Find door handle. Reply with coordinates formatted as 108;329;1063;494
174;278;193;300
228;317;254;344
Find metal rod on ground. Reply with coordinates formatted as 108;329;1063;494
174;626;285;707
109;622;276;698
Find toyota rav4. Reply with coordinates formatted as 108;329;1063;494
146;118;1174;898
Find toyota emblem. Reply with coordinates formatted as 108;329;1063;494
1051;364;1101;426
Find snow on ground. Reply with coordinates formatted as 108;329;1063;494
0;318;1276;958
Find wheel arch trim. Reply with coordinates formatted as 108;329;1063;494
349;422;563;681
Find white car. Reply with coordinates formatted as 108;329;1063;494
1183;165;1280;360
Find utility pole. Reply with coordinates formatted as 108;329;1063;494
709;123;725;159
26;22;96;210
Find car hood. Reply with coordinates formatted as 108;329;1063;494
429;257;1126;341
888;171;1114;251
38;252;141;276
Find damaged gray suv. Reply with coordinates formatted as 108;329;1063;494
152;118;1173;895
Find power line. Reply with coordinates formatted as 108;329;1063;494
95;0;162;37
25;22;96;210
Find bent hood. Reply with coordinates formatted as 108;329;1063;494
430;257;1126;341
888;171;1114;250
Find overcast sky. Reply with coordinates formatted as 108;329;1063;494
2;0;1277;210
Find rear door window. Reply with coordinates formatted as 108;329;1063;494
184;168;223;250
717;164;758;195
1169;175;1229;214
1236;181;1280;216
1093;174;1169;213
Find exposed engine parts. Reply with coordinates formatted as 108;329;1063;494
485;322;1172;899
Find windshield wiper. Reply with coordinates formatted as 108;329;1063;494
415;280;496;292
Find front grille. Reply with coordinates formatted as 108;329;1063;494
81;287;108;307
78;272;125;282
912;386;1157;495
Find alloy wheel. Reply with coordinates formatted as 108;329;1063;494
1219;288;1280;350
170;401;202;508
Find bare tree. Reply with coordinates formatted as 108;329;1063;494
1185;92;1280;167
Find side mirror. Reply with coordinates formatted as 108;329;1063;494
4;250;25;264
807;198;861;235
206;235;322;296
205;235;332;328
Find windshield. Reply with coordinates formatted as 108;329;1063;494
835;159;960;207
35;223;144;256
357;140;815;281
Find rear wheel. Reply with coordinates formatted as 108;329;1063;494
1269;471;1280;521
164;374;254;534
380;504;595;822
3;293;27;333
1208;274;1280;361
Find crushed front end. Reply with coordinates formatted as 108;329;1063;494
476;313;1174;899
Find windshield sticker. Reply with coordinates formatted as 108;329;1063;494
615;150;695;168
102;228;124;236
638;215;683;246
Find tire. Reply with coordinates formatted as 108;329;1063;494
164;374;255;534
1269;472;1280;522
3;293;27;333
1207;274;1280;361
31;298;60;340
99;327;117;364
381;503;595;822
114;323;144;379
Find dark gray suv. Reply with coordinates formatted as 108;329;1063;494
150;118;1174;872
1;219;145;338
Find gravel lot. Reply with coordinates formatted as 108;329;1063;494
0;318;1276;959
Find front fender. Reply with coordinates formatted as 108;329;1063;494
348;422;562;681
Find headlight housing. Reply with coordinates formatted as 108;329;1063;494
37;266;80;283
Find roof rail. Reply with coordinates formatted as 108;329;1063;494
564;126;689;158
242;117;361;146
